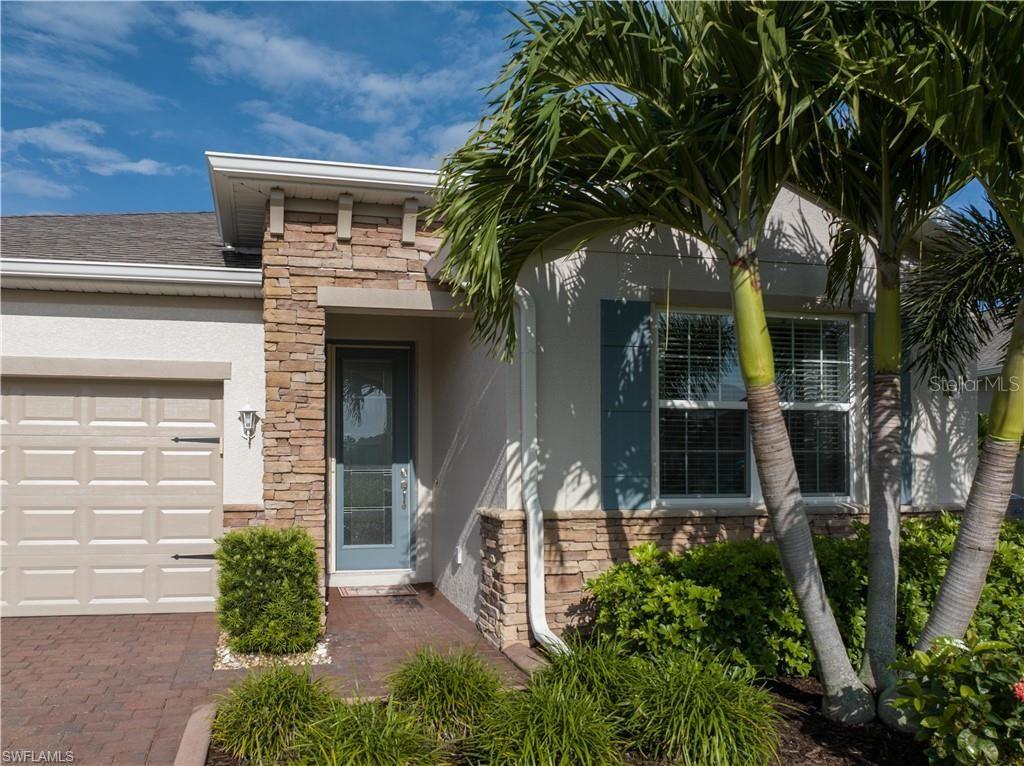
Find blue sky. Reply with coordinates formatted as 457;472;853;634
1;2;991;217
1;2;520;215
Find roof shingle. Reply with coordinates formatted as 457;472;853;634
0;212;260;269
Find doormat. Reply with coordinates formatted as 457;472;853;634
336;584;418;598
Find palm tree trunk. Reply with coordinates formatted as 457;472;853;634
916;299;1024;649
861;266;901;694
731;251;875;724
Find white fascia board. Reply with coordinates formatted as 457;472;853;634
0;258;262;287
205;152;439;193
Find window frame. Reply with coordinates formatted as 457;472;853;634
652;305;859;508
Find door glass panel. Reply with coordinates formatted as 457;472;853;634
341;359;393;546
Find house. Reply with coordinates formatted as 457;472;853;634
0;152;977;648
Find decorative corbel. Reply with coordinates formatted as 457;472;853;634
401;198;419;246
336;193;354;241
268;188;285;237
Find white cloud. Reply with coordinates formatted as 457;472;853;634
2;168;74;199
3;120;190;177
176;9;348;90
241;103;476;169
240;103;365;159
4;2;155;57
2;53;169;113
177;8;501;124
1;3;168;113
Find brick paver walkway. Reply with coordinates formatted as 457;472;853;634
1;586;522;765
320;585;523;695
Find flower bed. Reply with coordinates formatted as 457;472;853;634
206;642;791;766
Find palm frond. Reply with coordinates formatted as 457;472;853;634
834;2;1024;248
903;206;1022;379
431;1;834;356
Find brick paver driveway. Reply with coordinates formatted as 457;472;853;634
1;587;523;766
1;613;242;766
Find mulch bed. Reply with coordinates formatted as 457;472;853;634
205;677;929;766
770;677;927;766
205;743;238;766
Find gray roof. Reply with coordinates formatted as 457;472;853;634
0;212;260;270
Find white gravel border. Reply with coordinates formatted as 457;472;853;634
214;632;332;670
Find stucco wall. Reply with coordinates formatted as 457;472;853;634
430;317;508;619
0;289;265;506
516;186;974;511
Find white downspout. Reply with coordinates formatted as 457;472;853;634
514;286;570;654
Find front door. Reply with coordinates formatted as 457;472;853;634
335;346;413;571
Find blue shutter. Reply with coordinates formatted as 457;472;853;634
866;312;914;505
600;300;652;510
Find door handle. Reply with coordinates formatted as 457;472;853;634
400;467;408;510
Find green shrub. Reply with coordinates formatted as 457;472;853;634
466;680;622;766
388;647;504;742
211;664;336;766
216;526;323;654
586;539;810;675
891;637;1024;766
533;633;644;733
586;514;1024;676
294;699;442;766
624;652;783;766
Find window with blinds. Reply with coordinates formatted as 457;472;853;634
657;312;851;498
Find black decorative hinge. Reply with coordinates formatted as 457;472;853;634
171;553;217;560
171;437;220;444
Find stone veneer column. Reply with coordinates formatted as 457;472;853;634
477;507;945;649
260;207;441;576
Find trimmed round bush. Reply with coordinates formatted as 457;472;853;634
465;679;622;766
624;652;782;766
211;664;336;766
388;646;504;741
216;526;323;654
294;699;442;766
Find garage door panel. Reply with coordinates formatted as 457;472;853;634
4;379;222;437
157;563;217;604
90;448;148;485
156;507;219;545
15;565;82;609
16;507;79;546
1;377;223;617
6;437;219;491
19;447;80;485
5;498;220;551
156;395;220;428
157;448;219;486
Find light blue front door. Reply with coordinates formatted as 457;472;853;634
335;346;413;571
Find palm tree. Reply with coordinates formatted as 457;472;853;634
797;95;968;698
837;1;1024;651
432;2;874;722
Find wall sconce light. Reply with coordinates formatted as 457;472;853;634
238;406;261;446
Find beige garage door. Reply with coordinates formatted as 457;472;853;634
1;377;223;616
